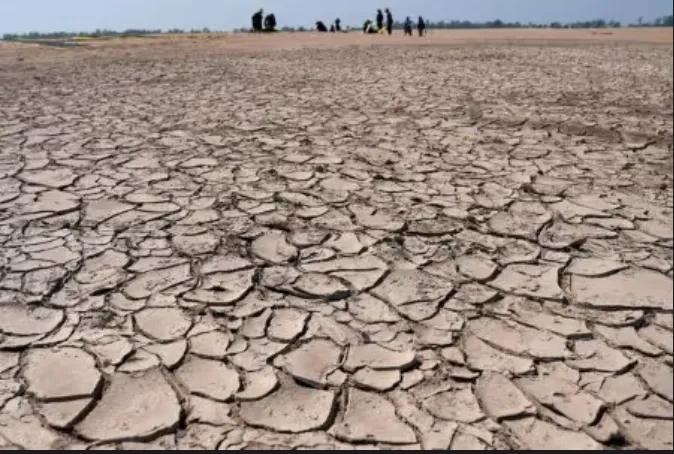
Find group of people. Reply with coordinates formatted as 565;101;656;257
363;9;426;36
404;16;427;36
250;7;427;36
251;9;277;32
316;18;344;33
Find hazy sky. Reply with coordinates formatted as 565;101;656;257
1;0;672;34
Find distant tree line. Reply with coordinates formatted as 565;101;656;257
1;27;212;41
3;15;672;40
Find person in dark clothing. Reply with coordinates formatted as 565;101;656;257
404;16;413;36
385;8;393;35
335;18;342;32
417;16;426;36
330;24;336;32
251;9;263;32
363;20;378;33
376;9;384;31
264;13;277;31
316;21;328;32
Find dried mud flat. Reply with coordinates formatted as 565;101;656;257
0;30;672;450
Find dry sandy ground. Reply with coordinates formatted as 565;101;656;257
0;29;672;450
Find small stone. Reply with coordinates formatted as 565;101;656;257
353;368;401;391
23;348;102;401
475;372;535;420
331;388;416;444
175;356;240;401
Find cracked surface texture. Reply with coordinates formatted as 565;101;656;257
0;30;672;450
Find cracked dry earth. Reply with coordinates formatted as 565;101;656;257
0;34;673;450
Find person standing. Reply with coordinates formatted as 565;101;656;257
263;13;277;31
376;9;384;31
417;16;426;36
385;8;394;35
404;17;413;36
251;9;264;32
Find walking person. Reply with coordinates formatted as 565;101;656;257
417;16;426;36
385;8;394;35
376;9;384;32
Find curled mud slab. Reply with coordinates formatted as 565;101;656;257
0;31;672;449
